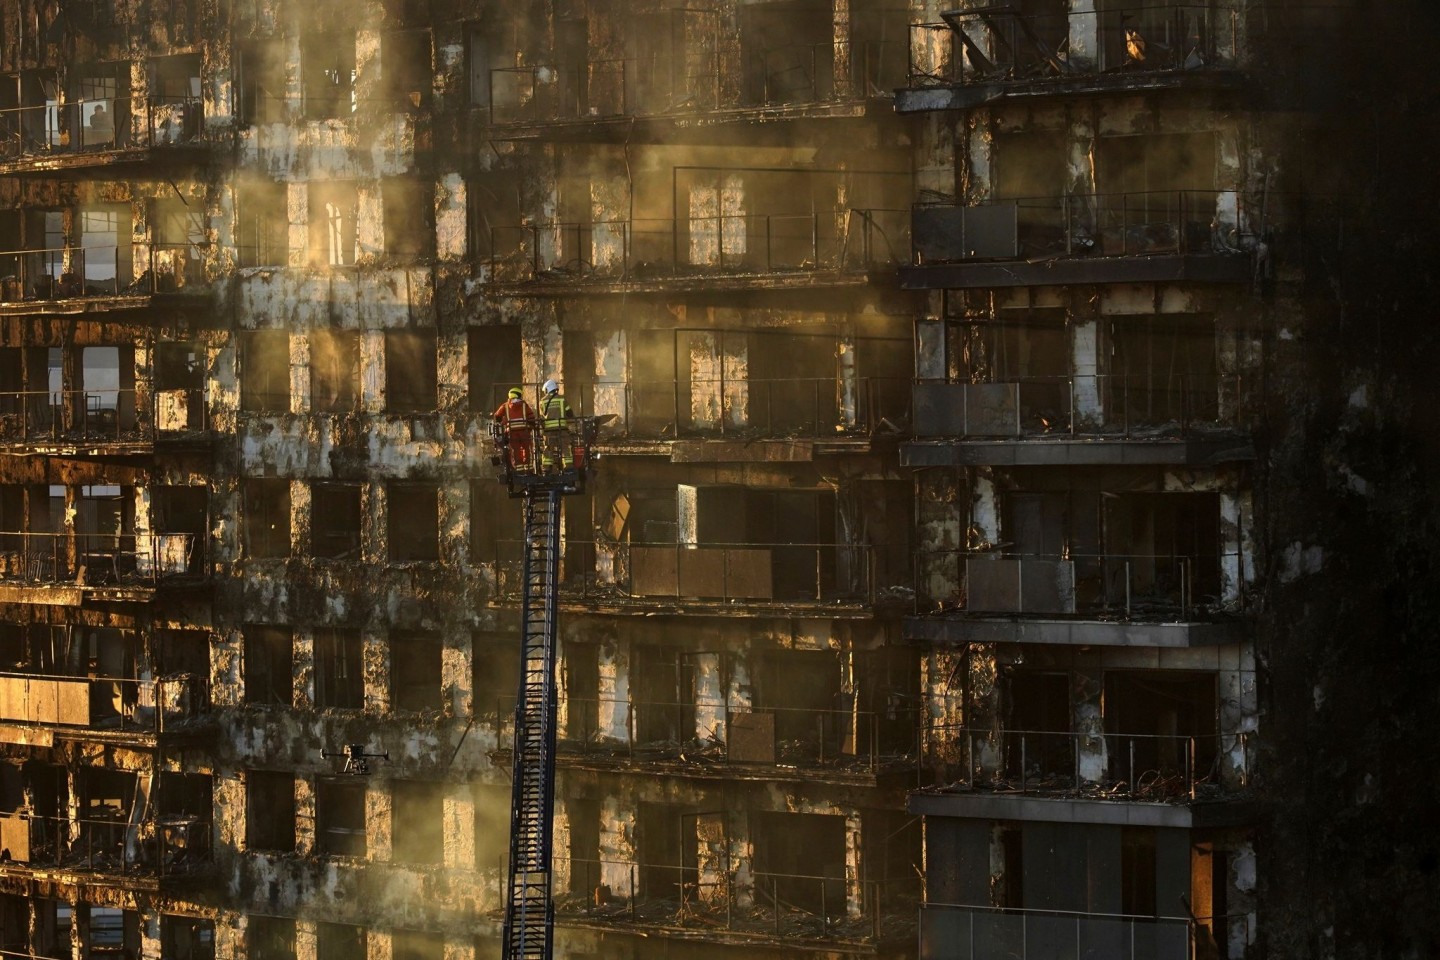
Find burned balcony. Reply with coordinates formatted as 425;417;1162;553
486;209;909;291
0;531;198;594
915;550;1235;619
903;3;1243;111
0;670;209;742
0;93;207;176
0;243;211;310
0;810;210;884
918;904;1250;960
0;389;210;452
904;191;1251;288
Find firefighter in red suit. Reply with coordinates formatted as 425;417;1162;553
493;387;536;472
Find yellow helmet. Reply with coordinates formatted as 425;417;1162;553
508;387;523;400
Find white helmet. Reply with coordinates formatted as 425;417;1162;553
542;379;559;394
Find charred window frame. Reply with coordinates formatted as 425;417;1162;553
161;915;215;960
384;329;437;413
472;631;520;722
246;917;296;959
391;781;444;865
317;922;366;960
393;929;445;960
246;771;296;851
316;778;367;857
237;179;287;268
382;29;433;111
314;628;363;710
391;631;442;712
237;40;287;126
383;177;436;260
311;483;362;559
467;325;522;412
153;485;207;573
307;181;359;267
303;31;357;120
309;329;360;413
388;483;439;562
465;170;522;264
242;480;291;559
240;330;291;413
243;625;293;706
470;480;521;563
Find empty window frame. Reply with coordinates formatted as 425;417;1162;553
237;40;287;126
237;179;287;267
303;32;357;120
308;182;359;267
382;30;433;110
470;480;521;563
317;922;366;960
240;330;291;412
309;329;360;412
467;325;522;412
393;929;444;960
242;479;291;558
311;483;362;559
246;771;296;851
162;915;216;960
314;628;363;710
246;917;295;959
391;780;444;864
316;778;366;856
383;177;436;260
244;625;293;705
472;631;520;721
385;330;437;413
388;483;439;562
391;631;442;712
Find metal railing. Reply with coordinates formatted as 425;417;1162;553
485;376;910;440
495;539;887;605
912;190;1240;263
0;811;210;877
908;4;1239;87
546;856;913;944
0;95;205;161
488;41;909;123
0;531;198;586
0;242;210;303
918;903;1250;960
487;209;910;283
0;669;209;733
495;696;917;774
911;374;1244;439
921;725;1249;799
0;387;209;443
914;551;1238;618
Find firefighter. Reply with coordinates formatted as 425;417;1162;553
539;378;574;469
494;387;536;472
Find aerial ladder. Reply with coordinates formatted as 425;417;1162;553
488;393;609;960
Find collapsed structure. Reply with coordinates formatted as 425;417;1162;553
1;0;1431;958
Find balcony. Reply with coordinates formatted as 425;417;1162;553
496;540;903;613
546;858;913;951
918;903;1249;960
903;191;1252;288
0;811;209;886
0;96;208;176
902;4;1244;112
0;532;199;601
487;40;909;132
0;243;213;314
915;551;1239;620
906;375;1252;466
496;697;916;783
0;388;210;453
0;670;209;745
486;209;908;293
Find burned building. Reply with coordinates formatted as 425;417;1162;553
0;0;1437;958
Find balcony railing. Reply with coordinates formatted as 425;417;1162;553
908;4;1239;87
0;811;209;878
487;209;909;283
543;856;914;945
912;191;1239;263
0;531;198;587
0;387;209;444
497;540;893;605
912;374;1243;438
914;551;1236;618
919;903;1249;960
922;725;1249;800
0;670;208;734
488;41;908;123
496;697;917;775
0;242;210;303
0;95;205;161
485;377;910;440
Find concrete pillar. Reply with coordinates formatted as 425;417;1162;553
598;795;636;897
596;639;628;742
366;782;392;862
436;174;467;261
286;182;308;269
290;480;311;557
362;627;389;714
293;628;316;709
295;919;319;960
442;627;472;717
445;783;476;870
288;330;309;413
360;329;384;413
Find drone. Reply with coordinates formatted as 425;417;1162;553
321;743;390;776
